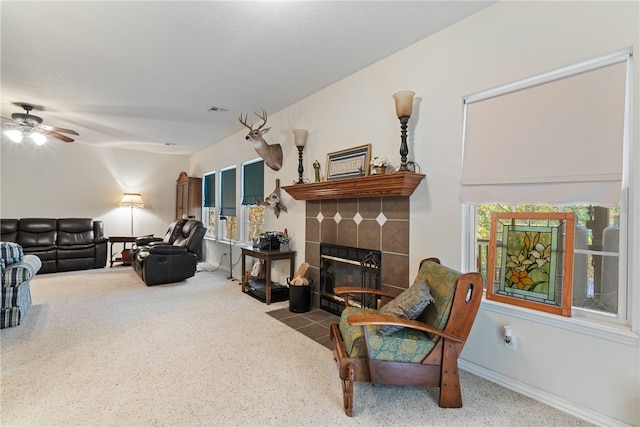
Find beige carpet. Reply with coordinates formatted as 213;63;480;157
1;267;592;426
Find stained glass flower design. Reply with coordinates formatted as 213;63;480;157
504;231;551;292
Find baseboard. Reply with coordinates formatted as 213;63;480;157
458;359;631;427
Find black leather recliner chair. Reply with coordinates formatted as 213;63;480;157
132;219;206;286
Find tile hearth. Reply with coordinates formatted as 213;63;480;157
266;307;339;350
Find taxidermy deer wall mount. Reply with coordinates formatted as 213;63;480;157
239;109;283;171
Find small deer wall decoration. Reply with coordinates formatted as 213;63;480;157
239;109;283;171
257;178;287;218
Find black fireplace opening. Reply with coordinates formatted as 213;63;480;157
319;243;381;315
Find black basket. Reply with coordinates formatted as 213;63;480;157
287;278;313;313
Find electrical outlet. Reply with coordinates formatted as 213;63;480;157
504;336;517;350
503;326;516;350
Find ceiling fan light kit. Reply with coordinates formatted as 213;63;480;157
5;127;47;145
2;103;79;145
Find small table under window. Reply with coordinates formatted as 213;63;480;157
241;247;296;305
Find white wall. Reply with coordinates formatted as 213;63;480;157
191;2;639;425
1;140;189;238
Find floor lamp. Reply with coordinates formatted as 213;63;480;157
220;215;235;281
119;193;144;235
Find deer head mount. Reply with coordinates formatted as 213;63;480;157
257;178;287;218
239;109;283;171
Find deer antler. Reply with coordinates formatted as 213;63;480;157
254;109;268;131
238;112;253;130
238;109;268;131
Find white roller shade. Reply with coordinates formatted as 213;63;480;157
461;51;630;205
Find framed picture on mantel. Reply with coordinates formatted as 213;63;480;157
326;144;371;181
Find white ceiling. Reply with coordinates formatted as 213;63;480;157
1;1;493;155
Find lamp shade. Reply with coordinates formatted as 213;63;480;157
293;129;308;147
393;91;415;118
119;193;144;208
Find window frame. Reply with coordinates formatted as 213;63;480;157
462;200;629;326
218;165;237;242
239;158;265;244
460;48;633;334
202;171;216;240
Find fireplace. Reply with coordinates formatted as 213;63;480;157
319;243;381;315
304;196;411;311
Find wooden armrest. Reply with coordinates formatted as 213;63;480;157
346;313;464;344
333;286;396;300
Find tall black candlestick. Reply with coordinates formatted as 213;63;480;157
296;146;305;184
398;116;410;172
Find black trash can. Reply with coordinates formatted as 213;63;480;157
288;279;312;313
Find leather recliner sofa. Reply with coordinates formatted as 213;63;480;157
132;219;206;286
0;218;108;274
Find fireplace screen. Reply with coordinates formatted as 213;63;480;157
319;243;381;315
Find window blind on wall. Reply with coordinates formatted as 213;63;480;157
460;50;630;206
220;168;236;217
242;160;264;205
203;173;215;207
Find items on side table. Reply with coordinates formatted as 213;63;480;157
254;231;281;250
0;218;108;274
245;279;289;304
1;242;42;328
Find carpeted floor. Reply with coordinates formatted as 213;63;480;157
0;267;593;426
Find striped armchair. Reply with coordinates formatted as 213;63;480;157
1;242;42;329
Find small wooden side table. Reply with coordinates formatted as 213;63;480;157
109;236;137;267
241;247;296;305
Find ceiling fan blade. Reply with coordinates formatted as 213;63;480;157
1;115;19;124
44;130;74;143
37;123;79;136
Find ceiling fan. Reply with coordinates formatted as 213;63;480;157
1;103;79;144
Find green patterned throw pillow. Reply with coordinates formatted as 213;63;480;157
377;278;434;336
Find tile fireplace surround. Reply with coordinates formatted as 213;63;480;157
304;196;411;308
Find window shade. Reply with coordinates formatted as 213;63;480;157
242;160;264;205
203;173;215;207
220;168;236;217
461;52;629;206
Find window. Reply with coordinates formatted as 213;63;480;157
202;172;216;238
472;203;623;318
241;159;264;243
219;167;237;241
461;49;631;322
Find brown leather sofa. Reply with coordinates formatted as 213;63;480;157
0;218;108;274
132;219;206;286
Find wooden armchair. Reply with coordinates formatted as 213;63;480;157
329;258;483;416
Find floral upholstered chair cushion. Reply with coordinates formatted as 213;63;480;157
337;260;462;364
339;306;437;363
414;261;461;333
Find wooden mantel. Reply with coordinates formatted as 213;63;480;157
282;172;425;201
